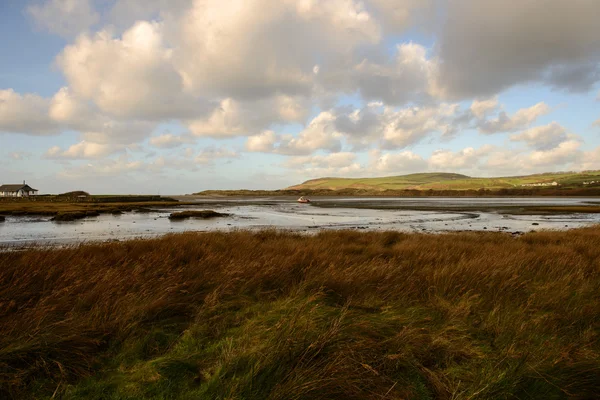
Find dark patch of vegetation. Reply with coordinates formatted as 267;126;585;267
51;212;88;222
58;191;90;198
168;210;229;220
1;228;599;399
0;200;195;217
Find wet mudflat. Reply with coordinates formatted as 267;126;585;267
2;197;600;247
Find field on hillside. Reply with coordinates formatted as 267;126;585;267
1;229;599;399
288;171;600;191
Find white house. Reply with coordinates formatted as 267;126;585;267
0;182;39;197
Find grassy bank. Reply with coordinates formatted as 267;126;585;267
195;187;600;197
1;229;599;399
286;171;600;191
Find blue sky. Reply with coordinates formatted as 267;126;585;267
1;0;599;194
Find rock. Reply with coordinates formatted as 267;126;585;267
532;223;540;226
0;216;5;222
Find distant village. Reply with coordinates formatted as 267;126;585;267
520;181;559;187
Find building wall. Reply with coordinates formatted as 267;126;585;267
0;191;37;197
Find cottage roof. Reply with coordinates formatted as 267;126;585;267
0;184;38;192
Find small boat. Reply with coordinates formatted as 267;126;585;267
297;196;311;204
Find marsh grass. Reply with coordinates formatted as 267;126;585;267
1;228;599;399
0;201;207;219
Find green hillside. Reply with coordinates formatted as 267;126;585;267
287;171;600;191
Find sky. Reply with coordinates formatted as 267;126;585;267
0;0;599;194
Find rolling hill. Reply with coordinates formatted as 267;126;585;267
286;171;600;191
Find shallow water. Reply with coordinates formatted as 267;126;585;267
1;197;599;247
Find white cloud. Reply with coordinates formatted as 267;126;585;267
429;146;493;170
380;103;460;148
369;149;427;174
527;140;582;167
477;102;550;134
175;0;380;98
246;131;278;153
57;21;205;120
510;122;570;150
285;152;362;176
278;112;343;155
27;0;99;38
470;97;499;119
149;133;194;148
46;141;125;159
188;96;308;138
0;89;58;135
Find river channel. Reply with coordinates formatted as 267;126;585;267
1;197;599;247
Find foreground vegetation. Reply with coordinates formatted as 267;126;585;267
1;228;599;399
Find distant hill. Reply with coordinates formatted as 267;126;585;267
286;171;600;191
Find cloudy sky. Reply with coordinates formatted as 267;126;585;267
1;0;599;194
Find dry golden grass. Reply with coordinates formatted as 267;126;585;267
0;228;599;399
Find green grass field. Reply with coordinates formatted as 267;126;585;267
287;171;600;191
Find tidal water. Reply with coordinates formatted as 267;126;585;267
1;197;599;247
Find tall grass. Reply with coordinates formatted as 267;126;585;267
1;228;599;399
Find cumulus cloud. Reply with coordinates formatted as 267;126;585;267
369;149;427;174
477;102;550;134
149;133;194;148
526;140;582;167
246;131;278;153
175;0;380;99
429;146;494;170
246;112;343;155
510;122;571;150
0;89;58;135
27;0;99;37
470;97;499;119
46;141;125;159
57;21;206;120
436;0;600;98
284;153;362;176
188;96;308;138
